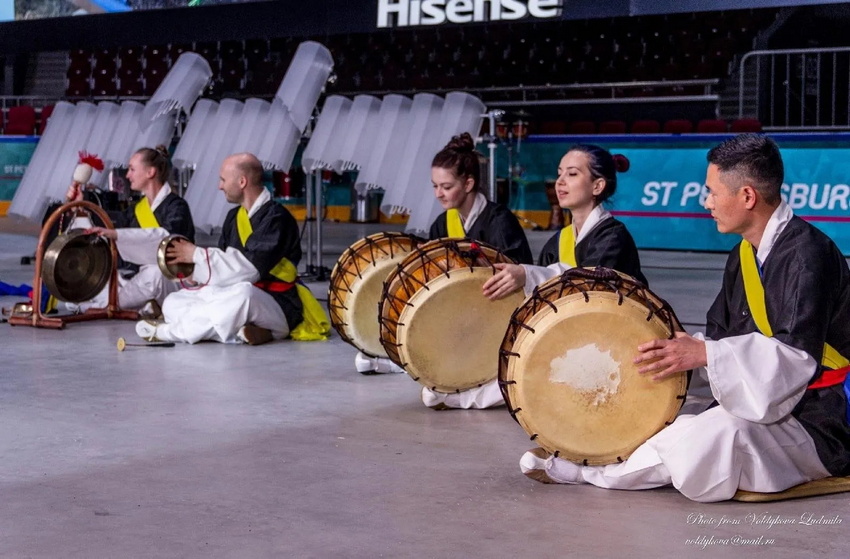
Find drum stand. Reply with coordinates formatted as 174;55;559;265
301;170;330;281
8;201;139;329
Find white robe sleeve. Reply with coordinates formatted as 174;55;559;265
190;246;260;287
703;332;816;424
115;227;170;266
522;262;571;296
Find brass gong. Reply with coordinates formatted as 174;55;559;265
157;234;195;281
41;230;113;302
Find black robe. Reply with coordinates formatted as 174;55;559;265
219;200;303;329
706;216;850;476
429;201;534;264
537;217;648;286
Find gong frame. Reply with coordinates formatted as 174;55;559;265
9;200;139;329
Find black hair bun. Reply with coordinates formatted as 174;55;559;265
445;132;475;153
612;154;630;173
154;145;169;159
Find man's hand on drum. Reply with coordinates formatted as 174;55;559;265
85;226;117;240
65;182;84;203
634;331;707;381
166;237;196;264
482;263;526;300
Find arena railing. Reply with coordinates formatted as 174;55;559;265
335;79;720;107
739;47;850;131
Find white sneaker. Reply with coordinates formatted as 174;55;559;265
135;319;159;342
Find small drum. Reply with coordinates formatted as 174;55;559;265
380;239;525;393
157;234;195;281
500;267;688;466
328;232;423;358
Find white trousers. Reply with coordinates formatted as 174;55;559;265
75;264;177;312
156;282;290;344
421;379;505;409
526;405;830;502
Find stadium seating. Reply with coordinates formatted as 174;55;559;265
4;106;37;135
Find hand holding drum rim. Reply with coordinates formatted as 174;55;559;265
482;262;526;300
635;331;708;381
165;236;196;265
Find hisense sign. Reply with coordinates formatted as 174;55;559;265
377;0;564;28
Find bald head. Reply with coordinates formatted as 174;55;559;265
218;153;265;206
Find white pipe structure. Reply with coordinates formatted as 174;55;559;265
379;93;444;217
405;92;487;236
274;41;334;132
172;98;219;171
332;94;381;173
79;101;120;188
183;98;244;233
301;95;351;173
139;52;212;130
101;101;144;173
353;94;412;194
8;101;75;222
256;100;301;172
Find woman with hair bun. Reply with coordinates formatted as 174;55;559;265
428;132;533;264
64;144;195;315
483;143;647;301
355;133;533;387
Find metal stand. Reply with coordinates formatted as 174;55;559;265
301;171;330;281
8;201;139;329
483;109;505;203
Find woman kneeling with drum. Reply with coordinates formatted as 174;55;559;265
416;133;533;410
483;143;646;303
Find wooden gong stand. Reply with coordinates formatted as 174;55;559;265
9;200;139;329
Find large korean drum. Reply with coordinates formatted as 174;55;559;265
328;232;423;358
499;267;688;466
379;238;525;392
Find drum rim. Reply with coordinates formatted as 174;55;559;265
499;267;688;465
379;238;515;369
327;231;423;356
156;234;194;281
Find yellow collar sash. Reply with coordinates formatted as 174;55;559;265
558;225;577;266
134;197;160;228
740;240;848;371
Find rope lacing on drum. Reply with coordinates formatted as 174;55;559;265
510;315;535;334
500;349;521;359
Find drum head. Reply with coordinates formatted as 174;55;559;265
503;290;687;465
397;267;525;393
41;230;113;303
328;232;421;357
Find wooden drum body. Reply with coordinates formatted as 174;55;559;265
500;267;688;465
380;239;525;393
328;232;422;358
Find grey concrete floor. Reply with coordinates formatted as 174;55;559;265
0;217;848;559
